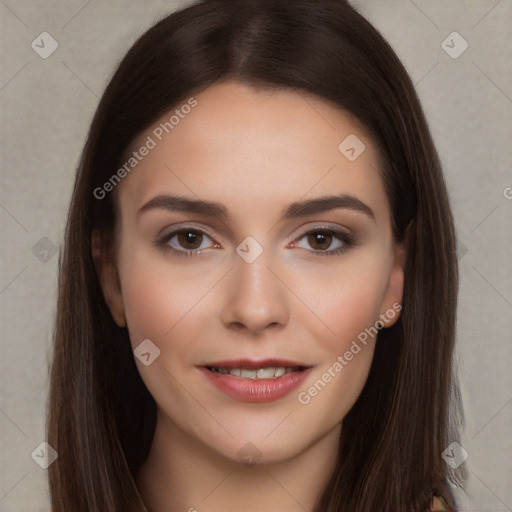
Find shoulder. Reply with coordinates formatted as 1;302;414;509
429;494;453;511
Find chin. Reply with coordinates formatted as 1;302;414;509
196;421;329;468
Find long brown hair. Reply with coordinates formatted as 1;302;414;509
47;0;467;510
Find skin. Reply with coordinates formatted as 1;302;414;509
92;80;405;512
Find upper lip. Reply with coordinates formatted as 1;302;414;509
202;358;313;369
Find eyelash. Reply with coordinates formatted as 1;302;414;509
153;226;356;258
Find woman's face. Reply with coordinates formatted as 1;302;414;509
95;80;404;465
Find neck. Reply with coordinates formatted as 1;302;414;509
136;409;340;512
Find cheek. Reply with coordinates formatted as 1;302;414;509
120;269;180;344
117;245;227;357
293;253;390;353
119;242;390;354
292;263;388;421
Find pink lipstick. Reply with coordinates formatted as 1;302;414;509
198;358;313;403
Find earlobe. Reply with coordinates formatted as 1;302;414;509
379;242;405;328
91;229;126;328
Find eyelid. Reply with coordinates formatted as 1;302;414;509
289;221;354;239
156;222;220;241
156;221;352;241
289;224;356;254
154;221;357;255
154;223;220;252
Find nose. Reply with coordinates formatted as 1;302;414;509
220;251;290;335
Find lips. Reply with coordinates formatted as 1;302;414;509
198;358;314;403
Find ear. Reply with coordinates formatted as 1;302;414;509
378;241;405;329
91;229;126;328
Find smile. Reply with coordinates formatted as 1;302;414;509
207;366;302;379
199;358;313;403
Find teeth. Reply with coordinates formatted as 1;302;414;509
274;367;286;377
210;366;299;379
257;367;277;379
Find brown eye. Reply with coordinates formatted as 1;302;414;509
154;227;217;256
177;230;203;250
294;228;355;256
307;232;333;251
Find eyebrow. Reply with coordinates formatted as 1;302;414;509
138;193;375;221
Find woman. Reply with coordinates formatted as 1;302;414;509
47;0;467;510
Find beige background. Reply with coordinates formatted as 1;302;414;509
1;1;511;511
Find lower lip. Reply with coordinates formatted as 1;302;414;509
199;367;313;403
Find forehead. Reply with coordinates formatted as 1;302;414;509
117;80;389;224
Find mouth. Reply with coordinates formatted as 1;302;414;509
204;365;308;379
199;358;313;403
203;358;312;378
